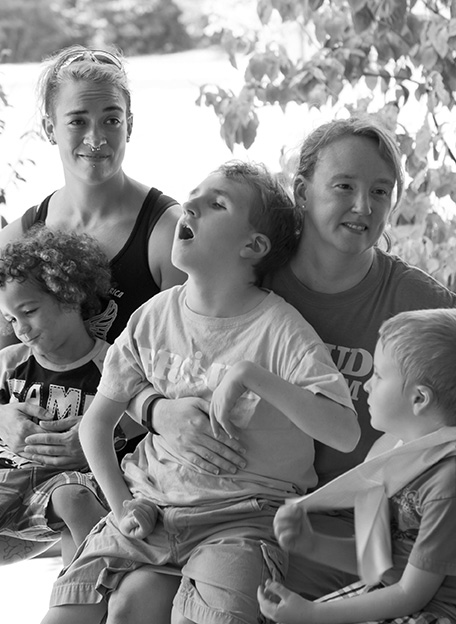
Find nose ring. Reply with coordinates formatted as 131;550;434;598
83;138;107;152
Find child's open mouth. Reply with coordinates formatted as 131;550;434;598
178;222;194;240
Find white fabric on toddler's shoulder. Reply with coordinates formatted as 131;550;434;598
290;427;456;584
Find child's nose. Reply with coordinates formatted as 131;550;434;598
183;200;198;217
16;320;31;337
363;377;371;393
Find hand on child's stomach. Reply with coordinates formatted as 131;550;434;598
23;415;86;469
0;402;50;455
156;396;247;476
119;498;158;539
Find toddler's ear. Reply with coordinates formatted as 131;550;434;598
241;233;271;259
412;384;433;412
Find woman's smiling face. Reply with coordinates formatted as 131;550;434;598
296;135;396;259
43;79;132;185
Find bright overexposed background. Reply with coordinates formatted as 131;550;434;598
0;554;62;621
0;47;330;226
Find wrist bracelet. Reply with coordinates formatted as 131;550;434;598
142;396;162;434
113;423;128;452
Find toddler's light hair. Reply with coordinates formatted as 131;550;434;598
379;308;456;424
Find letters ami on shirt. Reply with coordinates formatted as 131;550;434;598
3;356;99;420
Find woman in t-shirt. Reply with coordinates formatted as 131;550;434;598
148;115;456;600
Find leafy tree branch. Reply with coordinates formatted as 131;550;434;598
199;0;456;289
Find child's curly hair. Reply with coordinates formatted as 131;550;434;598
0;225;112;320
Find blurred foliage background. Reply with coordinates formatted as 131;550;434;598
197;0;456;291
1;0;456;289
0;0;208;60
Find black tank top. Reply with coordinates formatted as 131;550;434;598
21;188;178;344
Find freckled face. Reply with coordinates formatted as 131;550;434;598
44;79;132;185
297;136;396;258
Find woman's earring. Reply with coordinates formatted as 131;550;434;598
48;137;56;145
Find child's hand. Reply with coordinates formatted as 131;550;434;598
118;498;158;539
274;503;313;553
23;415;86;469
257;579;315;624
209;362;249;440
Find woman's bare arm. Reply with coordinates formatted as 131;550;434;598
148;204;187;291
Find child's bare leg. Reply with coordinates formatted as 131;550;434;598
49;484;108;565
59;527;78;565
40;603;107;624
107;567;181;624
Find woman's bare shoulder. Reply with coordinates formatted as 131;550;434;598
0;217;25;249
149;203;186;291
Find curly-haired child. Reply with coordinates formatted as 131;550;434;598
0;225;113;566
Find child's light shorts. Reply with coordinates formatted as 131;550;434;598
50;497;287;624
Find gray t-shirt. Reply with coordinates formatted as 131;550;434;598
99;286;354;506
264;249;456;485
384;456;456;619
